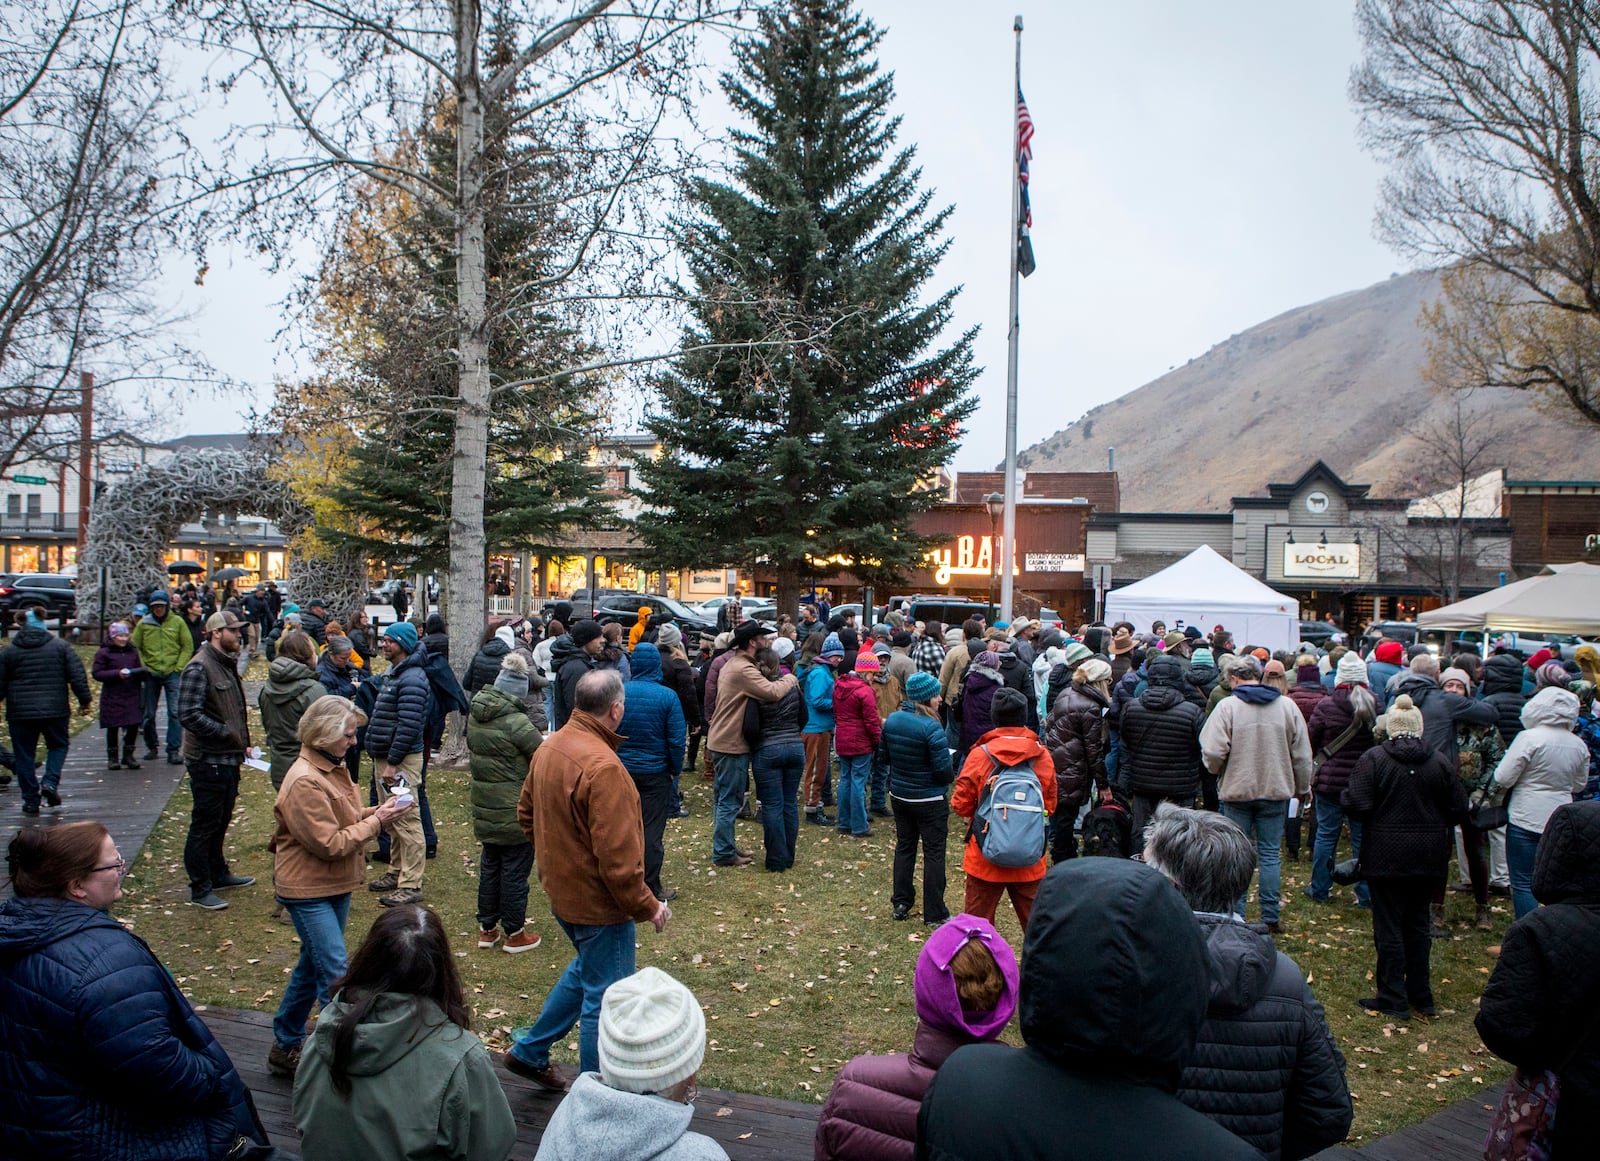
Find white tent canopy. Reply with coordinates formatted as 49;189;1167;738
1105;545;1302;653
1416;562;1600;636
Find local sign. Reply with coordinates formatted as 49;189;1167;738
1282;542;1360;579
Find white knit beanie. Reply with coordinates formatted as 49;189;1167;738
598;967;706;1094
1335;653;1369;687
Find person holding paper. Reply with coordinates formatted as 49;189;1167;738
268;695;413;1079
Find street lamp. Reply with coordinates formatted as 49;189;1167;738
983;491;1003;624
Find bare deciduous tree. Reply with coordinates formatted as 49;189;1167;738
1;1;192;476
183;0;738;664
1353;0;1600;428
1392;398;1503;604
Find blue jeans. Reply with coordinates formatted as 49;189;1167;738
1309;791;1369;906
273;893;352;1050
837;753;873;835
142;670;183;756
511;917;636;1075
753;743;804;870
1222;799;1286;922
710;750;750;862
1506;822;1542;920
8;716;69;810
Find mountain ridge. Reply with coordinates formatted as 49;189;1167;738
1013;270;1597;510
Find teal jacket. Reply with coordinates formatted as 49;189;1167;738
467;686;540;846
292;992;516;1161
801;662;837;734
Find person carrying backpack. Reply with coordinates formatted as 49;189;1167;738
950;687;1057;931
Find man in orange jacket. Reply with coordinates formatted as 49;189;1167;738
951;686;1057;930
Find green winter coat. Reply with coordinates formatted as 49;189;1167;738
131;610;194;676
467;686;540;846
292;991;516;1161
258;657;325;789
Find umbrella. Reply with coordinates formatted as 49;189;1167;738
211;567;249;582
166;561;205;575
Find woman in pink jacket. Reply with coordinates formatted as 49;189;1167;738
815;915;1018;1161
833;656;884;838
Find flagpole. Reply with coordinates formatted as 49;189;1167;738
999;14;1023;623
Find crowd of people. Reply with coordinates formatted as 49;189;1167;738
2;589;1598;1159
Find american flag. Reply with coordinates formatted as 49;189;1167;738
1016;87;1036;277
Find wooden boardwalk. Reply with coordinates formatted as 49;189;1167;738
1;739;186;899
202;1006;823;1161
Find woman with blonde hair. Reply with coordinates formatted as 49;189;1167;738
268;696;413;1079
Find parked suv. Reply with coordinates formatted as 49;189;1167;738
0;573;77;621
593;593;717;636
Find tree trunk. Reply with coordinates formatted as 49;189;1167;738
776;561;802;637
447;0;489;676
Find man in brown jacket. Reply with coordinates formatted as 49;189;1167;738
505;668;670;1093
706;619;796;867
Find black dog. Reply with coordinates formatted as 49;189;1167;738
1081;801;1132;859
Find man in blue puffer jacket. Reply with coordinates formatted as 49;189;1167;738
0;871;262;1158
616;642;686;903
365;621;433;906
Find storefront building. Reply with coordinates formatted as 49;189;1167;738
1089;462;1517;629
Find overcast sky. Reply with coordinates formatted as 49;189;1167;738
151;2;1404;470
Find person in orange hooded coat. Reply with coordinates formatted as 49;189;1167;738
950;687;1057;931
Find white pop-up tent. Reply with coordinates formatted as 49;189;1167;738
1416;562;1600;636
1105;544;1302;653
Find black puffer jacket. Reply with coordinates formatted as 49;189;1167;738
462;637;511;694
1477;801;1600;1158
1341;736;1468;879
996;652;1037;729
1178;914;1353;1160
1388;673;1469;766
1043;683;1110;813
1306;688;1377;799
297;608;328;644
364;647;432;765
917;860;1260;1161
0;626;90;720
550;637;596;730
1481;653;1529;746
1120;666;1204;799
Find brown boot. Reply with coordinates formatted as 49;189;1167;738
1475;904;1494;931
1429;902;1450;939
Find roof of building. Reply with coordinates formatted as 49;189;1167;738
159;434;259;453
954;471;1120;511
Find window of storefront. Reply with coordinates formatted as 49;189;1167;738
8;545;40;573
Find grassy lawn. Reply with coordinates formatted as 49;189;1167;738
112;720;1510;1144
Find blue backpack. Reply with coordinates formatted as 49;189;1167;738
968;744;1048;867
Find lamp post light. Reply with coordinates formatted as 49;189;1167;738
983;491;1004;625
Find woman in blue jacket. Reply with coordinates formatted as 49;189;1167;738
884;671;956;926
0;821;264;1159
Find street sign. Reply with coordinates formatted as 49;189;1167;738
11;475;47;485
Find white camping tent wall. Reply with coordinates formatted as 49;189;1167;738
1416;562;1600;636
1105;545;1302;654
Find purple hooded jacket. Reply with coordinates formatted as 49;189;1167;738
814;916;1019;1161
91;633;145;728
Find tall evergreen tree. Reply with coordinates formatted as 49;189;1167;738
636;0;978;615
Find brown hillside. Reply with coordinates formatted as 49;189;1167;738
1016;270;1598;510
